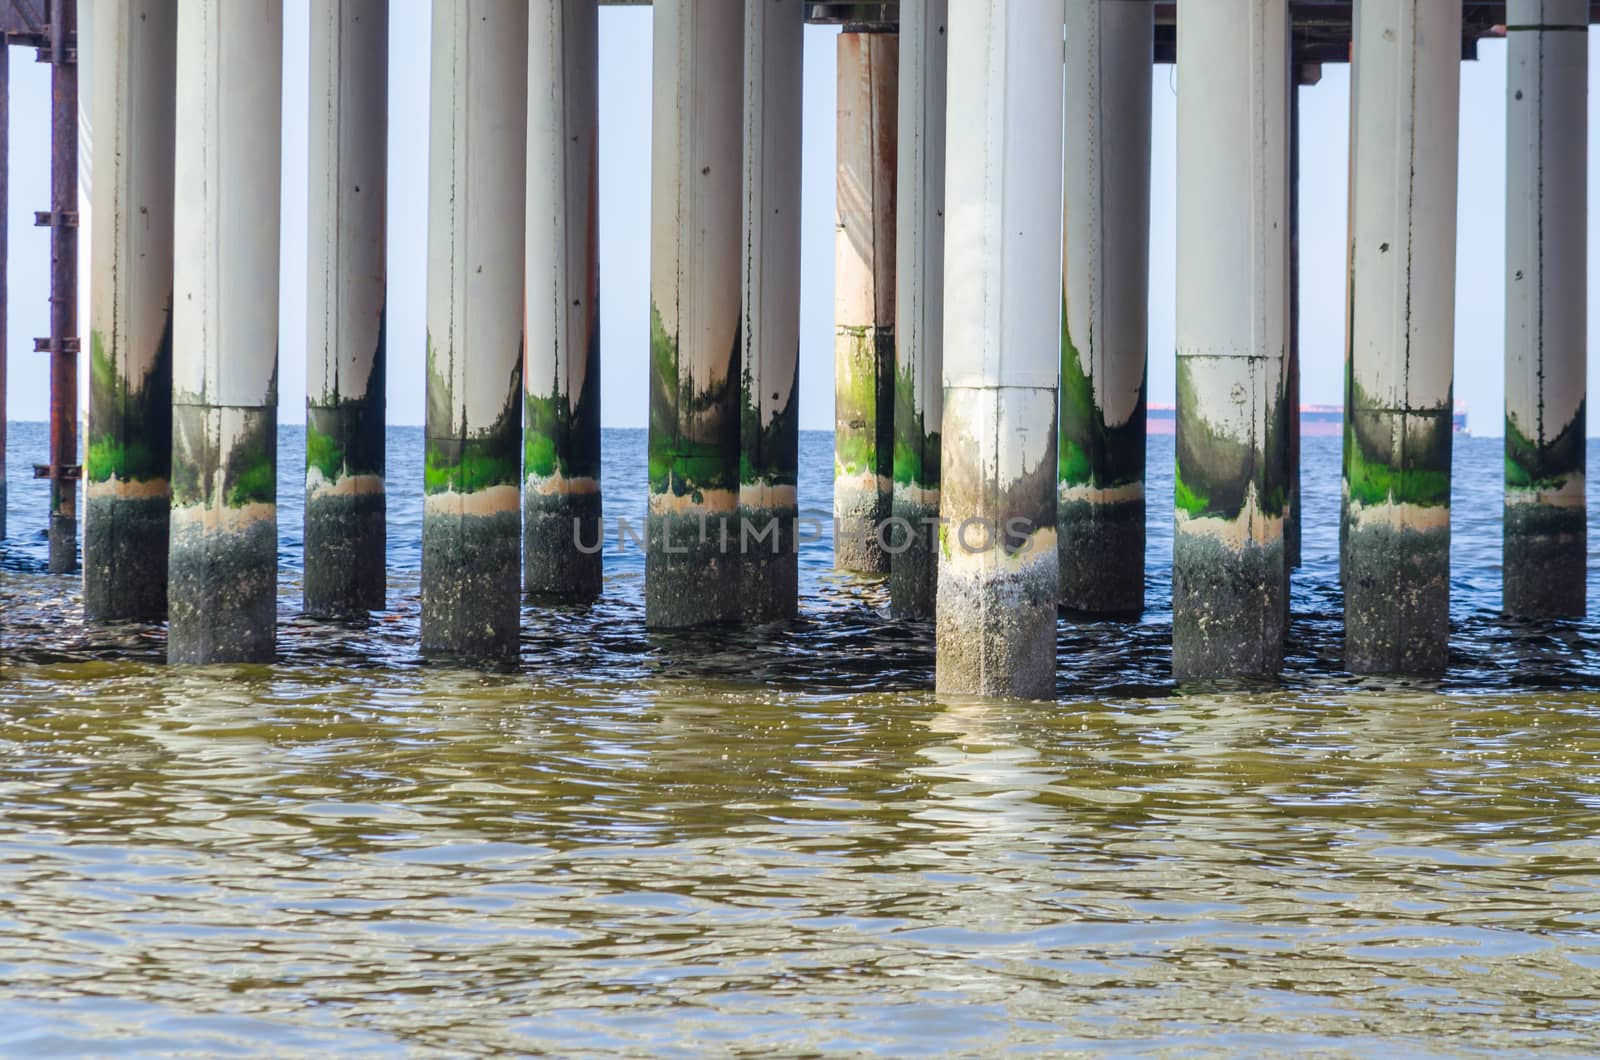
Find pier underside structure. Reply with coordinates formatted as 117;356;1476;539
0;0;1591;690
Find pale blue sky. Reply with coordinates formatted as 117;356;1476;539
0;6;1587;434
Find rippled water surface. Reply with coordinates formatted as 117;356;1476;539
4;423;1600;1054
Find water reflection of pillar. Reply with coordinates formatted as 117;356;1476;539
85;0;176;622
738;0;804;624
646;0;742;629
305;0;387;619
833;30;897;575
1343;0;1460;674
936;0;1063;700
168;0;283;663
1504;0;1587;619
421;0;528;662
1058;0;1151;616
1172;0;1290;680
888;0;946;620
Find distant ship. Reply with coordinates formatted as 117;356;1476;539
1145;402;1469;437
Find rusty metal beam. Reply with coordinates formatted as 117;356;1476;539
1153;1;1589;64
41;0;78;572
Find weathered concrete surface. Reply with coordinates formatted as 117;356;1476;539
937;387;1059;699
305;398;385;616
84;490;169;621
834;30;897;575
936;0;1063;699
889;493;938;618
168;510;277;665
737;497;799;625
1172;0;1290;680
647;500;741;628
421;502;521;663
1343;0;1460;673
889;0;944;619
85;0;177;621
1058;0;1151;616
1343;508;1450;674
738;0;803;625
1059;496;1143;614
421;0;528;660
526;0;602;602
305;0;387;618
1343;403;1454;672
168;0;283;663
1504;0;1586;618
1172;518;1286;678
167;405;279;664
524;489;602;600
1504;501;1586;617
646;0;743;629
304;473;385;615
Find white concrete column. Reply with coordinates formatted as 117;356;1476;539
85;0;176;622
168;0;283;663
525;0;602;601
833;29;897;574
422;0;529;661
1343;0;1460;673
1173;0;1290;680
738;0;804;623
305;0;387;618
935;0;1064;699
1504;0;1587;617
888;0;946;619
645;0;743;628
1059;0;1152;615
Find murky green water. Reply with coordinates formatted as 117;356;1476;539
3;425;1600;1054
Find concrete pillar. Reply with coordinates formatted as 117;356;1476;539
85;0;176;621
833;31;897;574
0;44;6;541
169;0;283;663
1173;0;1290;680
1343;0;1460;673
646;0;742;628
936;0;1063;699
525;0;601;601
738;0;803;624
1504;0;1586;618
1286;75;1302;571
888;0;945;619
305;0;386;618
422;0;528;661
1059;0;1151;615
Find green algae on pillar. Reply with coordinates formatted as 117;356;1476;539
167;0;282;663
525;0;602;601
738;0;803;624
1059;0;1151;616
1172;0;1290;681
936;0;1063;699
1343;0;1460;674
421;0;528;663
305;0;387;619
646;0;743;629
834;30;897;575
1504;0;1586;618
888;0;945;620
84;0;176;622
